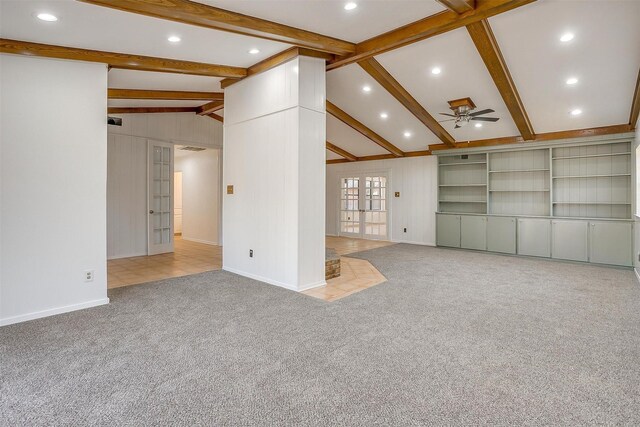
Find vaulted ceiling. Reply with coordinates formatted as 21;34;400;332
1;0;639;162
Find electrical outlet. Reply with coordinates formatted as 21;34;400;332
84;270;94;282
249;249;253;258
404;228;407;233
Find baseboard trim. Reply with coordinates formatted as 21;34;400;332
182;237;218;246
391;239;435;246
108;252;146;260
222;266;324;292
0;298;110;327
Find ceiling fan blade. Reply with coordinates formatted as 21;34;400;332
469;109;495;117
438;119;455;123
454;124;461;129
470;117;500;122
439;113;457;117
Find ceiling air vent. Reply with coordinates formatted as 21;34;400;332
178;146;206;152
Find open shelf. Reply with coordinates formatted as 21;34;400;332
489;169;549;173
439;161;487;166
439;200;487;203
439;184;487;187
553;202;631;205
553;174;631;179
552;152;631;160
490;189;549;192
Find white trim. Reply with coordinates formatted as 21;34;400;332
391;239;436;246
0;298;110;327
222;266;325;292
635;268;640;285
182;237;219;246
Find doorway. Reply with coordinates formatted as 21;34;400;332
339;174;389;240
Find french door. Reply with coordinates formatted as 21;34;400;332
147;140;174;255
339;174;388;240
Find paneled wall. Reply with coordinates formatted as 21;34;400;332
107;112;223;148
223;56;326;291
1;55;109;325
635;123;640;278
326;156;438;246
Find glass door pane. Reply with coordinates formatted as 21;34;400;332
340;177;361;236
364;176;387;239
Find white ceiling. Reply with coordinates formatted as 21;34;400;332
327;114;389;158
327;64;441;153
200;0;445;43
326;149;342;160
490;0;640;133
376;27;521;144
0;0;290;66
2;0;638;160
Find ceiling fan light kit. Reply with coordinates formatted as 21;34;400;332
439;97;500;129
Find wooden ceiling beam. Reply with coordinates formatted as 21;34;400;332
428;124;632;151
466;19;535;140
358;58;455;147
79;0;355;56
327;0;535;71
326;141;358;161
437;0;476;14
326;149;431;164
108;107;199;114
326;101;404;157
196;100;225;115
0;38;246;78
630;68;640;129
108;88;224;101
220;46;333;89
207;113;224;123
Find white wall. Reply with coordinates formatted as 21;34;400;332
634;121;640;280
223;56;326;291
326;156;438;246
0;55;109;326
107;112;223;148
106;113;222;258
174;149;221;245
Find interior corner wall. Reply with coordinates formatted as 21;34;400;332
223;56;326;291
634;122;640;280
326;156;438;246
106;113;223;259
174;149;221;245
0;55;109;326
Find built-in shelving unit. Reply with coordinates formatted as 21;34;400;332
488;148;550;216
552;141;632;219
438;153;487;214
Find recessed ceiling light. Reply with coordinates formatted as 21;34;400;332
566;77;578;85
344;2;358;10
362;85;371;93
380;112;388;119
475;123;483;128
248;48;260;54
570;108;582;116
560;32;574;42
403;131;412;138
167;36;181;43
431;67;442;75
37;13;58;22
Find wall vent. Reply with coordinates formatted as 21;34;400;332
107;116;122;126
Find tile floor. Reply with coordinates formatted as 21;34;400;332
107;236;222;289
108;235;395;301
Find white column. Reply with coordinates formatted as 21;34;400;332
222;56;326;291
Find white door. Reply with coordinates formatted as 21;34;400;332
339;174;389;240
148;140;174;255
174;171;183;235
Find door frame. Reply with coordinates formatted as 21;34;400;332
337;170;391;241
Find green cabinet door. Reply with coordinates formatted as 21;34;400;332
551;220;589;262
487;216;516;254
461;215;487;250
436;214;461;248
589;221;633;266
517;218;551;258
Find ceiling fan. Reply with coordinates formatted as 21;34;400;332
439;97;500;129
